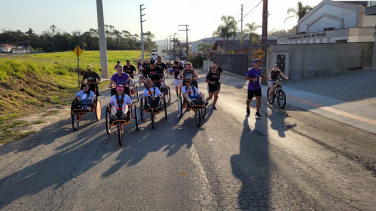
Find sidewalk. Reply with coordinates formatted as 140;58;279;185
220;68;376;134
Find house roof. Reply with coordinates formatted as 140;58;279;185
0;44;16;48
213;39;277;51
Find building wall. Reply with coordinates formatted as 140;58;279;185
213;54;248;75
268;42;374;79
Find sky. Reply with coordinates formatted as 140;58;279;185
1;0;325;42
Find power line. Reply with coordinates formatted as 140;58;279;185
237;0;262;23
181;0;202;24
179;0;197;24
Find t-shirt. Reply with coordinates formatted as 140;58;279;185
216;66;223;74
75;90;94;100
82;71;101;82
270;70;281;80
156;62;167;71
173;65;184;79
143;87;161;97
123;65;136;79
143;66;163;81
181;85;200;98
111;73;130;85
182;69;196;80
245;67;262;90
109;93;132;108
206;72;221;86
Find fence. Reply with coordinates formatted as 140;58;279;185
213;54;248;75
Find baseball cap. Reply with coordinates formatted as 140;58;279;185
253;59;261;63
150;59;156;64
86;64;92;69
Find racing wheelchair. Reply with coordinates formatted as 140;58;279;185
71;82;101;131
139;90;168;129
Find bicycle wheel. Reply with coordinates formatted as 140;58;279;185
201;106;207;118
140;98;144;121
136;86;140;102
72;112;79;131
117;123;122;146
277;90;286;109
95;100;101;121
195;109;201;127
164;95;167;119
178;97;183;119
167;86;171;103
267;87;274;104
151;110;155;129
106;108;111;134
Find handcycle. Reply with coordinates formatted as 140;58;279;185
139;93;168;129
105;87;139;146
127;74;140;102
159;75;171;103
71;82;101;131
267;78;287;109
177;78;207;127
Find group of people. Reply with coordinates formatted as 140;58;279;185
73;56;288;121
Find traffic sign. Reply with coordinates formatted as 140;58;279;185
73;46;83;57
253;48;265;60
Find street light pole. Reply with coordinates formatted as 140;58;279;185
140;4;146;61
96;0;109;78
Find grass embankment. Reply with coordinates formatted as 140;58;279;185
0;50;148;143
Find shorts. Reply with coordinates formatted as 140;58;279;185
218;83;221;90
207;84;219;93
268;81;276;84
247;88;261;99
174;79;182;86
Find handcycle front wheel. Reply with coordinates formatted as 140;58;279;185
72;112;79;131
117;123;123;146
277;90;286;109
134;104;139;132
105;108;111;134
151;110;155;129
195;109;201;127
178;97;183;119
140;98;144;121
167;86;171;103
201;106;207;118
163;94;167;119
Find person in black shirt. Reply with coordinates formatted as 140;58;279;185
80;64;102;97
212;60;223;92
141;59;164;89
172;60;184;99
123;60;136;79
205;65;221;110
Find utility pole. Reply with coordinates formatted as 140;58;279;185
261;0;268;79
140;4;146;61
179;24;189;61
96;0;109;78
241;4;243;32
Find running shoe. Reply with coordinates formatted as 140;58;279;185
255;112;261;118
247;107;250;114
213;106;217;110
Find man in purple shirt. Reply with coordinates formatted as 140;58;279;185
245;59;268;118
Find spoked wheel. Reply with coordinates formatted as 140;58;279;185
140;98;144;121
201;106;207;118
117;123;123;146
72;112;79;131
163;94;167;119
277;90;286;109
95;100;101;121
195;109;201;127
105;108;111;134
178;97;183;119
136;86;140;102
267;87;275;104
167;86;171;103
151;110;155;129
134;105;139;132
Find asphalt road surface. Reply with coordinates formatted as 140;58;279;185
0;60;376;210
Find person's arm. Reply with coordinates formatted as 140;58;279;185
280;72;288;80
193;70;199;80
108;80;115;88
269;71;272;81
75;90;83;100
89;91;95;99
96;73;102;84
177;71;184;79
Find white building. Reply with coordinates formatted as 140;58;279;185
0;44;17;52
277;0;376;44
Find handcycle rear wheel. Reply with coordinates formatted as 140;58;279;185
72;112;79;131
163;94;167;119
151;110;155;129
277;90;286;109
167;86;171;103
136;86;140;102
140;98;144;121
201;106;207;118
95;100;101;121
105;108;111;134
178;97;183;119
117;123;122;146
134;104;139;132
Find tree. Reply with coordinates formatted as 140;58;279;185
245;22;261;57
197;43;213;59
238;30;248;52
212;15;238;53
284;1;313;23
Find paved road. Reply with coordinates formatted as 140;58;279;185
0;63;376;210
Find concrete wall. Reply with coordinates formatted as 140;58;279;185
268;42;374;80
213;54;248;76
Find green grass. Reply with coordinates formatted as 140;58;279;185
25;99;38;105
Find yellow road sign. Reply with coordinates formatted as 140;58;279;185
73;46;83;57
253;48;265;60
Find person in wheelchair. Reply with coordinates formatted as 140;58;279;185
141;59;165;90
80;64;101;98
143;78;163;111
73;84;95;111
109;85;132;120
108;65;135;97
181;79;208;108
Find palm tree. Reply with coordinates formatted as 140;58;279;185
197;43;213;59
212;15;238;53
284;1;313;23
245;22;261;57
238;30;248;52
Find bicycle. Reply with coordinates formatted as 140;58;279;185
267;78;287;109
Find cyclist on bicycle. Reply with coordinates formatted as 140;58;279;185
268;64;288;102
181;79;208;108
109;85;132;120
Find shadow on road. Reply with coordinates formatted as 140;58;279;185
230;115;271;210
267;104;297;138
